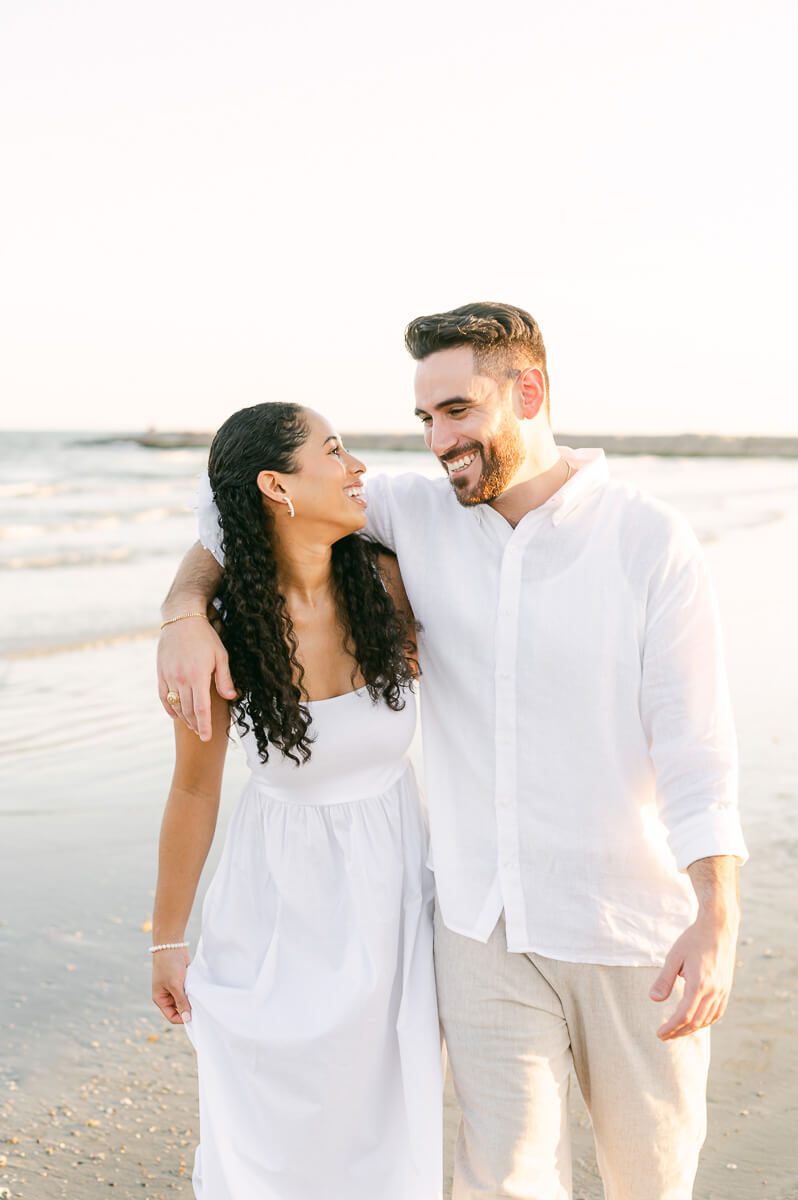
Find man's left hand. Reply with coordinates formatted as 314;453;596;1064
649;855;740;1041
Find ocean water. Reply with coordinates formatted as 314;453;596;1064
3;430;798;658
2;431;797;1080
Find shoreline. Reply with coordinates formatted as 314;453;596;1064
2;628;161;662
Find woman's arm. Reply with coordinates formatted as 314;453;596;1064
151;684;230;1025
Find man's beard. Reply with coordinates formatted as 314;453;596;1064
445;417;525;507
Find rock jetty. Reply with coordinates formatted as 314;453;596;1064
117;431;798;457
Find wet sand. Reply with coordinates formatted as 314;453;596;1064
2;510;797;1199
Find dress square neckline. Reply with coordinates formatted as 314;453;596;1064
305;686;368;706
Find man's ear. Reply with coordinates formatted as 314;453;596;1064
256;470;286;504
518;367;546;421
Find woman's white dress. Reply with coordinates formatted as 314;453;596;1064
184;687;442;1200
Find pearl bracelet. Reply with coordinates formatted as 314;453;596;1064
149;941;189;954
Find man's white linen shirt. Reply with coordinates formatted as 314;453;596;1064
197;449;747;966
361;450;747;965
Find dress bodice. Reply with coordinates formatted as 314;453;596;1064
239;686;417;807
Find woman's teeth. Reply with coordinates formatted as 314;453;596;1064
447;452;478;475
344;485;365;500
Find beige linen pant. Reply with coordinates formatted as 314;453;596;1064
434;909;710;1200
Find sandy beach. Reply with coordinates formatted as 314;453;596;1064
2;490;797;1199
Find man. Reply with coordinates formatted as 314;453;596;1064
158;302;746;1199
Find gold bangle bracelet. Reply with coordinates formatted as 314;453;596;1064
159;612;209;630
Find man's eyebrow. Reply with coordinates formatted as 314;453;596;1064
413;397;471;417
323;434;340;445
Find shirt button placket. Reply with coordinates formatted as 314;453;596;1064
495;533;524;941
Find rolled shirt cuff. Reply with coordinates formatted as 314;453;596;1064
667;806;749;872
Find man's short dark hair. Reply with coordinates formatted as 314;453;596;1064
404;301;550;415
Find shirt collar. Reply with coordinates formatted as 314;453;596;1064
548;446;608;526
472;446;609;531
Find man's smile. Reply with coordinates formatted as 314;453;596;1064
443;450;479;477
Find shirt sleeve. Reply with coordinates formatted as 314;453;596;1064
194;471;225;567
640;519;748;871
361;473;397;551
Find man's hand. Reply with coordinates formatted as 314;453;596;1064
157;615;236;741
650;855;740;1041
158;542;231;740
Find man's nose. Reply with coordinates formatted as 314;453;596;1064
428;420;457;458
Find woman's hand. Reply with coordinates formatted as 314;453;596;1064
151;946;193;1025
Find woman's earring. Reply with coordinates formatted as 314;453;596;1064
284;496;295;520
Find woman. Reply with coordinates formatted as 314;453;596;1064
151;402;442;1200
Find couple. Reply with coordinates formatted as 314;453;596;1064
153;302;747;1200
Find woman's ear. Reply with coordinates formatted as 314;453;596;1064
256;470;285;503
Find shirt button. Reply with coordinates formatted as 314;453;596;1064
499;672;510;681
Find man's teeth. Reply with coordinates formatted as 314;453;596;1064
447;452;478;474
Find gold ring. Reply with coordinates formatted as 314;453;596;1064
166;691;181;708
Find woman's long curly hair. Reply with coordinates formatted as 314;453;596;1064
208;402;415;764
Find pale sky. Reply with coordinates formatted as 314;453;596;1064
1;0;795;434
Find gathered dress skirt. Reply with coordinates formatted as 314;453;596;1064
184;687;442;1199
